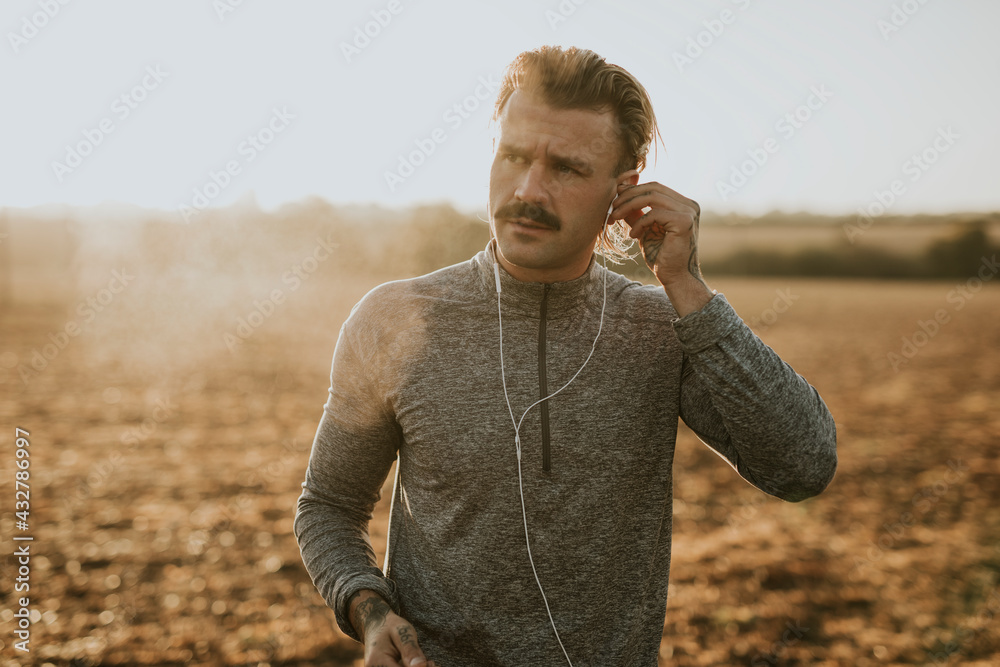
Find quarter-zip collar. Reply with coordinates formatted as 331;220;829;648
474;240;606;318
477;240;611;474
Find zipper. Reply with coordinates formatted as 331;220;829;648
538;284;551;472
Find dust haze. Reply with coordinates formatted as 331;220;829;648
1;202;999;664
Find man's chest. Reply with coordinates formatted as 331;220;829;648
378;308;684;489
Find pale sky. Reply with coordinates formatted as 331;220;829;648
3;0;998;218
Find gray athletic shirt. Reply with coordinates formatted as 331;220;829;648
294;244;837;666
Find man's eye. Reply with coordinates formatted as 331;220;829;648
504;154;524;164
557;164;577;174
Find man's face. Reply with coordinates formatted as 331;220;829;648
489;89;629;283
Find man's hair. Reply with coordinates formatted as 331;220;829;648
492;45;662;262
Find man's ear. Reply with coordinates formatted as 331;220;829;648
616;169;640;189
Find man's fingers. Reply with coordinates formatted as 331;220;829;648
365;647;428;667
363;617;431;667
614;191;697;224
633;180;699;213
627;210;698;240
393;623;428;667
612;182;698;224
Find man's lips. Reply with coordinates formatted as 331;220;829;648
508;216;556;231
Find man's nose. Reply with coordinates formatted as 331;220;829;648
514;162;550;205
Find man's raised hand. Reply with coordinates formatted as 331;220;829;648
610;179;714;317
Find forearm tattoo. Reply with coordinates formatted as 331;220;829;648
354;595;391;637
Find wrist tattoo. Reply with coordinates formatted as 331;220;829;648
355;595;391;637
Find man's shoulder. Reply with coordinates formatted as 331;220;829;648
365;257;479;302
346;257;484;329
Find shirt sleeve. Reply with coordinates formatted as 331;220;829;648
293;316;403;642
672;293;837;502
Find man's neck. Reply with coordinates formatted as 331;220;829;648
491;243;594;284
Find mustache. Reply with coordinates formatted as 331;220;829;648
494;201;561;230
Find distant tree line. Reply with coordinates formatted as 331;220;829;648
700;223;999;280
5;203;998;292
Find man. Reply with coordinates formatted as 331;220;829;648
295;46;837;666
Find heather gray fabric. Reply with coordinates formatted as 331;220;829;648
294;244;837;666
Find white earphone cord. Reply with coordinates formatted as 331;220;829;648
494;206;613;667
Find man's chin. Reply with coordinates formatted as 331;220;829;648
495;238;547;270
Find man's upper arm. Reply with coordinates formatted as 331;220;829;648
305;323;400;506
294;312;403;641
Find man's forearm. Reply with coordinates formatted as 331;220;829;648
674;294;838;501
349;589;392;639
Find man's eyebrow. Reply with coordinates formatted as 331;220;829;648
497;141;594;174
549;151;593;174
496;141;527;156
